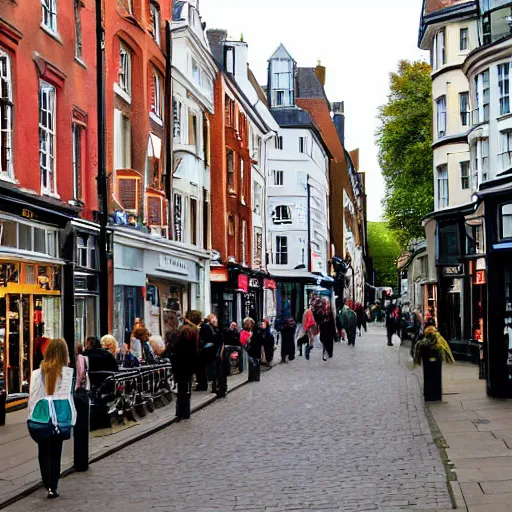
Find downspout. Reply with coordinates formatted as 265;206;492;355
96;0;109;336
165;21;174;238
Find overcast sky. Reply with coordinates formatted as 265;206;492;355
200;0;429;221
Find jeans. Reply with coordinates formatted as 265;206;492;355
37;436;64;491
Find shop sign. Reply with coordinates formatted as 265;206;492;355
237;274;248;293
311;251;323;273
474;270;486;285
476;258;486;271
22;208;37;220
248;277;259;289
442;265;462;276
264;279;276;290
158;254;188;275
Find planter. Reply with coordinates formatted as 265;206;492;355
421;346;442;402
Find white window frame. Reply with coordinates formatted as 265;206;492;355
39;81;57;196
475;70;490;123
299;136;307;154
150;2;161;46
437;165;449;209
275;136;283;150
481;138;489;182
72;123;82;201
41;0;58;34
192;58;201;87
253;182;262;215
460;27;468;51
273;205;292;225
114;109;131;170
276;236;288;265
151;68;164;122
0;49;13;181
433;29;445;70
498;62;510;116
436;96;447;138
459;92;470;127
117;43;131;101
273;170;284;187
500;130;512;171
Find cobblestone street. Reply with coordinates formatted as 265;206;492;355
5;327;453;512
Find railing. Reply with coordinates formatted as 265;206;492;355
89;363;173;430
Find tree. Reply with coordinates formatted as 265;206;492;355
367;222;401;288
377;60;433;248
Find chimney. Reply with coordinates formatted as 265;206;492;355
332;101;345;147
315;63;326;86
206;29;227;68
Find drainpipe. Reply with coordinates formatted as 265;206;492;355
165;21;174;237
307;177;312;273
96;0;108;336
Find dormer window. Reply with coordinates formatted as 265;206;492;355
273;205;292;225
225;47;234;74
271;58;293;107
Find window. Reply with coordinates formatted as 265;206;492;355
502;204;512;239
173;98;182;139
460;161;470;190
498;63;510;116
42;0;57;33
475;70;490;123
0;50;13;180
147;196;163;227
39;82;56;195
271;58;293;107
482;138;489;182
74;0;83;60
174;193;183;242
192;59;201;87
72;123;83;201
202;188;209;250
273;170;283;186
228;215;235;237
276;236;288;265
482;13;491;45
432;29;445;70
459;92;470;126
227;149;235;192
190;198;197;245
225;95;235;127
460;28;468;51
273;205;292;225
253;182;262;215
240;159;245;203
188;111;197;146
118;44;131;98
114;109;131;169
151;68;164;120
77;236;87;266
299;137;307;153
118;177;138;210
436;96;446;138
150;2;161;46
500;131;512;171
437;165;449;209
471;143;479;190
0;219;16;247
241;220;247;266
0;218;58;257
275;136;283;150
254;228;263;266
225;46;234;74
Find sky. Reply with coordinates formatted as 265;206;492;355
200;0;429;221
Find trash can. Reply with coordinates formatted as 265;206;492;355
422;347;442;402
0;390;6;426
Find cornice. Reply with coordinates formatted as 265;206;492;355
463;36;512;77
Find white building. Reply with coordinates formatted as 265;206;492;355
266;45;331;315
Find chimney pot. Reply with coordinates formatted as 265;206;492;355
315;64;326;86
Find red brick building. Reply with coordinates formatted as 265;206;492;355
0;0;99;394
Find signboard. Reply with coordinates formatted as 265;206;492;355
311;251;323;273
264;279;276;290
158;254;188;275
248;277;259;289
474;270;486;285
237;274;248;293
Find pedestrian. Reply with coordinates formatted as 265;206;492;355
100;334;118;357
241;317;261;382
83;336;118;373
165;314;199;420
279;316;296;363
201;314;226;397
27;339;76;499
33;337;50;371
318;303;336;361
224;321;241;346
73;343;90;472
149;335;166;357
303;298;320;360
338;299;357;346
385;301;400;347
261;318;275;366
354;302;367;336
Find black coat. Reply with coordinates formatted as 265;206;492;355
83;348;118;373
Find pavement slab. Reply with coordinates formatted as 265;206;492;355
1;326;452;511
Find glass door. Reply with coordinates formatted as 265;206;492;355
7;295;20;394
0;298;6;392
21;295;31;392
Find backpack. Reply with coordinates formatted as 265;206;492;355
27;373;75;442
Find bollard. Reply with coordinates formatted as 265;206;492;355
0;390;6;426
73;391;90;472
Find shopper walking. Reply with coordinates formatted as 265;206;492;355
166;311;199;420
354;302;367;336
319;304;337;360
27;339;76;499
278;316;296;363
385;301;401;346
201;314;226;397
338;299;357;346
241;317;262;382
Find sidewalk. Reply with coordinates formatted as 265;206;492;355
399;341;512;511
0;369;251;509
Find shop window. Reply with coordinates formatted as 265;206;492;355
501;203;512;239
437;222;461;265
34;228;46;253
19;223;32;251
0;49;13;180
0;219;16;247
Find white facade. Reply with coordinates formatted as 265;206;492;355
422;16;477;211
170;2;216;314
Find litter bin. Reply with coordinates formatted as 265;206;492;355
422;347;442;402
0;390;6;426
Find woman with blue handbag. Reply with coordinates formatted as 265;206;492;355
27;338;76;499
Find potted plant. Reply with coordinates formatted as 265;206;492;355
413;323;454;401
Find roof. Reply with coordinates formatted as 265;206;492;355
296;68;329;105
268;43;295;62
423;0;473;15
247;67;267;105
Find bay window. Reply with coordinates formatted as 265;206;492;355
498;62;510;116
475;70;490;123
500;130;512;171
436;96;446;138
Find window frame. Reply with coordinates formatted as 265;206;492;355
460;161;470;190
275;136;283;150
74;0;83;61
498;62;510;117
460;27;468;51
0;49;13;181
117;43;132;100
41;0;58;34
437;164;449;209
275;236;288;265
299;136;307;154
500;130;512;172
72;123;83;202
436;95;447;138
39;81;57;196
273;205;292;225
459;92;470;127
150;1;161;46
501;203;512;240
173;192;183;242
273;170;284;187
151;67;164;122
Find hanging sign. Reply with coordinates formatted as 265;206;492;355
248;277;259;289
237;274;248;293
264;279;277;290
474;270;486;285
